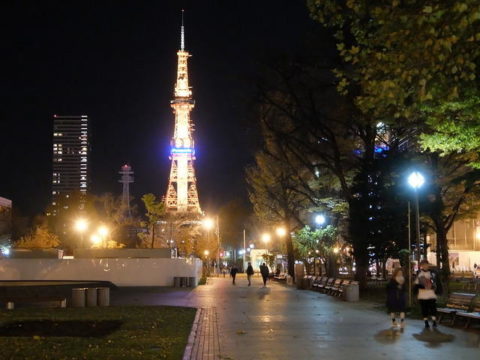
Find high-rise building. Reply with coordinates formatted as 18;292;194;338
165;14;201;214
49;114;89;217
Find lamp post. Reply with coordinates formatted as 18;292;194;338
408;171;425;308
408;171;425;262
98;225;109;248
74;218;88;248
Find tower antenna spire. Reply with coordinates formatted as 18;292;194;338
180;9;185;50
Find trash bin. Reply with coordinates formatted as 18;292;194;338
97;287;110;307
295;263;305;289
71;288;87;307
345;283;359;302
86;288;98;307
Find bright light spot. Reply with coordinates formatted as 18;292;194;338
239;249;245;255
1;247;10;256
276;227;287;237
376;122;384;128
98;226;109;237
261;233;271;243
249;244;255;249
204;250;210;256
90;234;101;245
315;214;326;225
203;218;214;230
408;171;425;189
74;218;88;232
225;251;230;257
333;247;340;254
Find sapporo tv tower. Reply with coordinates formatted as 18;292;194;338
165;11;202;214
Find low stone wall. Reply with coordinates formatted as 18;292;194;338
0;257;203;287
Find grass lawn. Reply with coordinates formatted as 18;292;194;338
0;306;196;360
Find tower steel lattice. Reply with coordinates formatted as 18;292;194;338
119;164;134;218
165;12;202;214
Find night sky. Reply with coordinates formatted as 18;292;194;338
1;1;316;216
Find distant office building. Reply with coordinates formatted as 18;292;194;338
49;115;89;217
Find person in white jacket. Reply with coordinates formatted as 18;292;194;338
414;260;441;328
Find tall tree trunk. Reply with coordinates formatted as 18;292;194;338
151;223;155;249
285;232;295;279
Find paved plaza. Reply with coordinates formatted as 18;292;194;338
112;275;480;360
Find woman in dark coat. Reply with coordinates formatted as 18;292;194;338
386;267;407;329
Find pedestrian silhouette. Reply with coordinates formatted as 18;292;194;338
246;262;254;286
230;265;238;285
260;263;269;287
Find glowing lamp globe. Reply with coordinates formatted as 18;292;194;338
315;214;326;226
408;171;425;189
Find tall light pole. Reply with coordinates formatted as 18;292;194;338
408;171;425;262
74;218;88;248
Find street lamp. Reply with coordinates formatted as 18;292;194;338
408;171;425;262
315;214;326;226
98;225;109;248
276;227;287;237
74;218;88;248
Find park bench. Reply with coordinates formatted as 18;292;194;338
326;278;342;295
336;279;351;297
437;292;476;325
455;296;480;328
318;277;334;293
0;296;67;310
312;276;326;290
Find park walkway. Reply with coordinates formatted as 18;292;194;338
113;275;480;360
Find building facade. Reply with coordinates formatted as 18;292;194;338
49;115;89;217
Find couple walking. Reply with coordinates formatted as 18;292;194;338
245;262;270;287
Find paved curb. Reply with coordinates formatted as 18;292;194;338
182;307;201;360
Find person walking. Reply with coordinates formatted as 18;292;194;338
246;262;254;286
260;263;269;287
386;267;407;329
230;265;238;285
414;259;442;328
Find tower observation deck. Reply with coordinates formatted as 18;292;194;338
165;11;201;214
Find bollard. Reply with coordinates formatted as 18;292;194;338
71;288;87;307
97;287;110;307
86;288;98;307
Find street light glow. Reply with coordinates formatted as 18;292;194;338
74;218;88;232
90;234;101;245
261;233;271;243
203;250;210;256
202;218;214;230
249;244;254;249
98;225;109;237
315;214;326;225
408;171;425;189
276;227;287;237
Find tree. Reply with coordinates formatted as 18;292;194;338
294;225;338;276
307;0;480;279
15;225;60;248
246;150;309;278
140;194;166;248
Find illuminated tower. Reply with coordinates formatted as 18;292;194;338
165;12;201;214
119;164;134;218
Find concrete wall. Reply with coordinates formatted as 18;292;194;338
0;257;203;286
73;248;172;258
